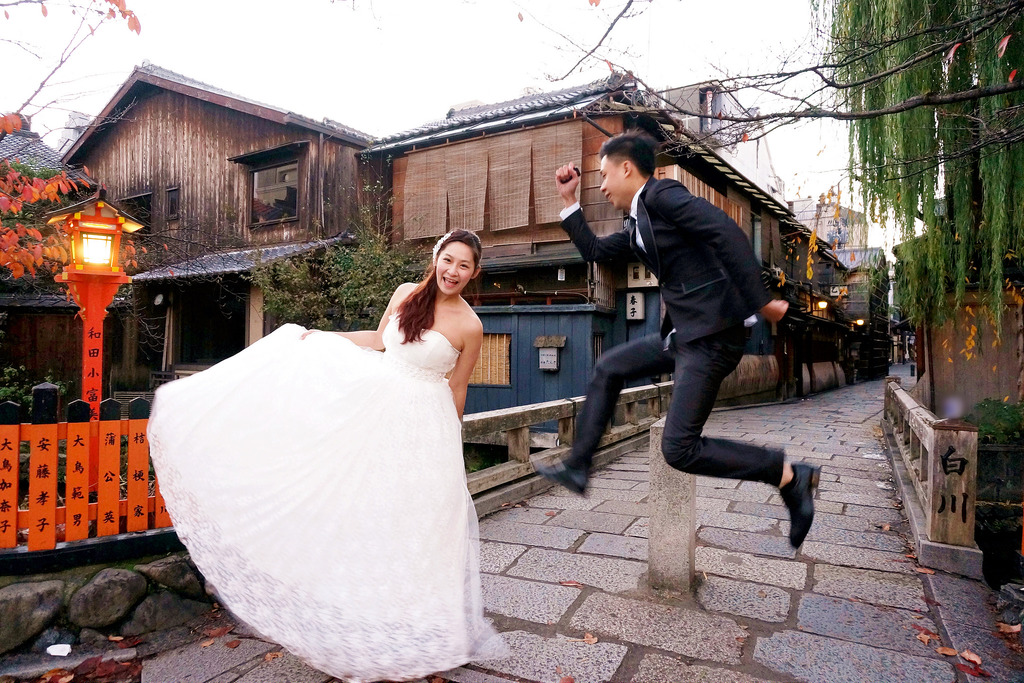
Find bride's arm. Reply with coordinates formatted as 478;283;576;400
447;320;483;420
301;282;417;349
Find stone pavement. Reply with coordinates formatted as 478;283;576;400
128;365;1023;683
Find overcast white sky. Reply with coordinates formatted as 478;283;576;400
4;0;887;246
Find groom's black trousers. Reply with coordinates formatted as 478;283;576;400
566;324;785;486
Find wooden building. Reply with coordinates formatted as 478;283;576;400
61;64;370;389
366;75;852;413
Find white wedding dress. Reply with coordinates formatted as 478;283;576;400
147;314;503;682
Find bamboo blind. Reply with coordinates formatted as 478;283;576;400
445;143;487;232
531;120;583;224
486;133;532;230
470;333;512;385
403;147;448;238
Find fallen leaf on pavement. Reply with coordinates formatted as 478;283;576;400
997;622;1022;634
57;675;74;683
961;650;982;666
912;615;924;619
225;640;241;649
915;567;935;574
559;581;584;588
924;597;942;606
954;662;992;677
936;646;957;656
201;640;215;648
559;677;575;683
264;652;283;662
916;633;932;645
882;523;890;531
203;626;232;638
545;511;558;516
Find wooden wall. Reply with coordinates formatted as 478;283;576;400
75;88;363;256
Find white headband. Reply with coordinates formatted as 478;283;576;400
432;231;456;263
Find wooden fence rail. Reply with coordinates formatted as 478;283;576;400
3;380;673;554
883;377;978;547
0;383;171;554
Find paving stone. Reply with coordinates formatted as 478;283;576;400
625;519;649;538
696;510;778;533
940;619;1024;682
820;490;896;508
839;503;905;523
527;494;601;511
800;524;907;553
632;654;777;683
592;499;649;517
697;576;791;622
632;482;650;493
811;568;926;611
785;448;835;461
570;592;746;664
507;548;646;593
826;456;893;473
697;476;740;489
697;486;774;504
823;477;895;491
481;574;580;624
810;512;880;532
923;573;999;630
800;542;916;575
727;502;790;521
606;462;649;472
738;481;778;495
544;509;634;534
442;667;521;683
480;542;527;573
487;630;627;683
796;593;942;656
697;527;797;559
485;507;556;525
594;470;648;481
616;455;649;463
695;547;807;589
478;520;584;549
581;488;648;502
141;637;274;683
696;497;730;511
232;652;331;683
578;533;648;560
754;630;954;683
587;477;640;490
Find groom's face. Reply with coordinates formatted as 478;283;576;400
599;155;632;212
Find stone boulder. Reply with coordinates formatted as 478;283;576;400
30;626;77;652
120;591;209;636
69;568;147;628
0;580;64;654
135;555;204;599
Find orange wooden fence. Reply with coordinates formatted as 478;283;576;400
0;384;171;553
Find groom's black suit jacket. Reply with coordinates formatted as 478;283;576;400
561;177;771;344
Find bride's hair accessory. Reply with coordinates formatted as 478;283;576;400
432;231;456;263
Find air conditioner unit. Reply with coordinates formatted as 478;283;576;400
626;262;658;288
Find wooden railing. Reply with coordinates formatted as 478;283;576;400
0;383;170;553
2;380;673;554
884;377;978;547
463;381;673;496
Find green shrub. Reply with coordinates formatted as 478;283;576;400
967;398;1024;445
0;365;69;409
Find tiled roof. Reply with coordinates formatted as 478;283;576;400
369;73;635;150
132;234;355;282
0;130;64;171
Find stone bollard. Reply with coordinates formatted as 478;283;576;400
648;417;696;592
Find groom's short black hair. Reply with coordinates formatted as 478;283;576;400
600;131;657;177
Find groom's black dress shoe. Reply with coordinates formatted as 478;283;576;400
535;460;588;496
781;463;820;548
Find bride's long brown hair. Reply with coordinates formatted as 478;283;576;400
397;229;482;343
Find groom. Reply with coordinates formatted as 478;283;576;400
537;131;819;548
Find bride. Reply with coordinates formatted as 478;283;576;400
147;229;504;682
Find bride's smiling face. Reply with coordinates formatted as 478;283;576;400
435;242;480;295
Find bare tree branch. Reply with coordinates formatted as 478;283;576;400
557;0;637;80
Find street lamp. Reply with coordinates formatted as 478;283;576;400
47;191;143;419
817;300;828;310
855;319;865;326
